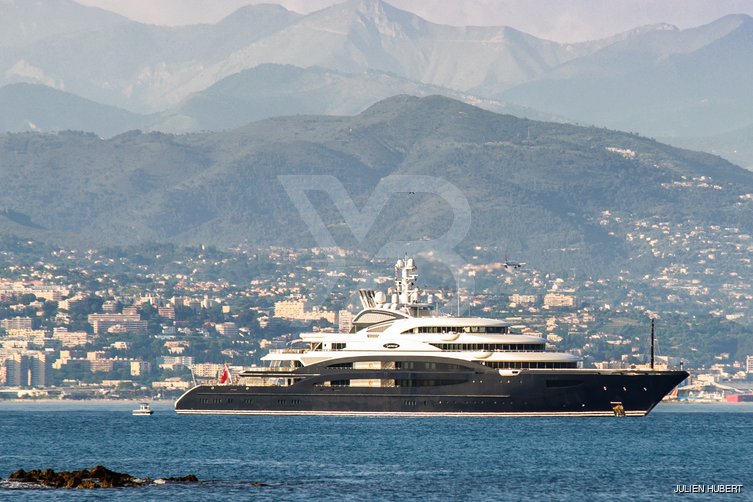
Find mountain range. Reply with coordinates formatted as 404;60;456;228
498;15;753;140
1;0;750;169
1;96;752;282
154;64;555;132
0;0;590;111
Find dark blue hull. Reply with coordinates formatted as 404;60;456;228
176;359;687;416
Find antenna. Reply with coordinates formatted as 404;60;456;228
650;318;655;370
456;273;460;317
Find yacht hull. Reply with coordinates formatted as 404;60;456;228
175;369;688;417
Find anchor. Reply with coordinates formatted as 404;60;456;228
610;401;626;417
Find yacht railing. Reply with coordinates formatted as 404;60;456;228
266;348;308;354
239;366;298;373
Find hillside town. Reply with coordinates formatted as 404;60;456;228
1;240;752;401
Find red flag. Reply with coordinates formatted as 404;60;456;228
219;366;229;384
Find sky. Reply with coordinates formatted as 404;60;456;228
76;0;753;42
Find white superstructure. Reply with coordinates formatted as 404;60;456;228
262;257;580;371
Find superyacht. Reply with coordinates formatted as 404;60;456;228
175;258;687;416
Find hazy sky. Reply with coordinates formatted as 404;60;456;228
76;0;753;42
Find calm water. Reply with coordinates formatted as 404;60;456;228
0;401;751;501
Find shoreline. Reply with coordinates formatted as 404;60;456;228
0;398;176;404
0;398;177;411
2;400;753;413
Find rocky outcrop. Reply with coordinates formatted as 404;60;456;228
8;466;199;489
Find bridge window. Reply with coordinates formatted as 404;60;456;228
429;343;544;352
406;326;509;334
481;361;577;369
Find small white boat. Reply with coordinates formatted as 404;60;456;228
132;403;154;416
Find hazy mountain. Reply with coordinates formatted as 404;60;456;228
155;64;557;132
1;96;751;278
0;0;129;48
189;0;592;101
0;2;302;111
499;15;753;139
0;66;558;137
0;0;594;112
0;83;141;136
1;0;751;168
2;1;750;122
662;123;753;171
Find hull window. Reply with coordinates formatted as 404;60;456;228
316;378;468;388
394;361;468;371
482;361;578;369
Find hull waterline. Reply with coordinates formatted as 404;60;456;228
175;368;688;417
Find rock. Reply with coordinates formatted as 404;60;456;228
7;466;142;489
8;469;28;481
88;465;141;488
6;466;198;489
161;474;199;483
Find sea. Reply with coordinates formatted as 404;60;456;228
0;401;751;501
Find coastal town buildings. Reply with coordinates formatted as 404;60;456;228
216;322;238;336
0;350;51;386
1;317;33;331
543;292;576;308
1;242;752;399
274;299;335;323
87;313;148;335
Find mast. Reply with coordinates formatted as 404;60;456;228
650;318;655;370
393;255;421;304
456;274;460;317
